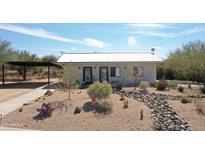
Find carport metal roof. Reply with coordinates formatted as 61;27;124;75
1;61;62;85
7;61;62;67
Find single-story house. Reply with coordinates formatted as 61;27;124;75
57;52;162;86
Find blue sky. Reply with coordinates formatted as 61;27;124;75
0;23;205;58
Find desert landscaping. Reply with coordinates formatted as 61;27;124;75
1;85;152;131
1;80;205;131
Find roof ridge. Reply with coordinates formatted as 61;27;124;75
63;52;152;54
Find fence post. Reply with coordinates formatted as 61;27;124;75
2;64;5;85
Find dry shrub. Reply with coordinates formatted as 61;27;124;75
168;80;179;89
139;81;150;93
181;96;191;104
156;80;168;91
123;100;128;109
178;86;184;92
120;94;125;101
195;102;205;116
54;101;67;112
95;99;112;114
188;83;192;89
111;81;123;91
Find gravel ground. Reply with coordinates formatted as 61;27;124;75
1;89;153;131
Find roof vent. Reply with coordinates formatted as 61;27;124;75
151;48;155;55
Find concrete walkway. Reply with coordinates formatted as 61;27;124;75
0;85;52;117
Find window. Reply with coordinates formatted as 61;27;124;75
138;66;143;77
110;66;121;77
133;66;143;77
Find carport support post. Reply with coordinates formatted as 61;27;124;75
23;66;26;81
48;66;50;85
2;64;5;85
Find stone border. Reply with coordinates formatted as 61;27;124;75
118;90;192;131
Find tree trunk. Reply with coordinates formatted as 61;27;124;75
134;78;137;90
203;78;205;88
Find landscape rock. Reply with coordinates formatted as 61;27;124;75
118;90;192;131
44;90;53;96
74;106;81;114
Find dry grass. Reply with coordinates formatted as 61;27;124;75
195;102;205;116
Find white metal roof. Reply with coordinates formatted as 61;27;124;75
57;52;163;63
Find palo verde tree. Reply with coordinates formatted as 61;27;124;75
162;41;205;86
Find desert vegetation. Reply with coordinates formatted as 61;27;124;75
0;39;61;80
139;81;149;93
87;81;113;113
157;41;205;88
156;80;168;91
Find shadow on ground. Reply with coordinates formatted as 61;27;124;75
82;102;95;112
43;82;64;89
0;82;48;89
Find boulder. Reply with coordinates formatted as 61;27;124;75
74;106;81;114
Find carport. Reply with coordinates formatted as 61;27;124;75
1;61;62;85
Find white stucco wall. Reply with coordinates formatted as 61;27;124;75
61;62;157;86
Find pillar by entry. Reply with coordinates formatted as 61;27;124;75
48;66;50;85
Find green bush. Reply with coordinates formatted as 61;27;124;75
168;80;179;89
178;86;184;92
87;81;112;100
111;81;123;91
139;81;150;91
181;96;191;104
156;80;168;91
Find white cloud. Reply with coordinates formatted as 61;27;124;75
152;46;165;50
83;38;111;48
125;24;205;38
127;37;137;46
125;23;176;37
126;23;174;29
0;24;110;48
128;30;175;37
179;27;205;36
71;47;77;51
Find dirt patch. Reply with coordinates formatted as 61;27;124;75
169;99;205;131
1;89;152;131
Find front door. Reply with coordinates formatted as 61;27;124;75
83;67;92;84
99;66;109;82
